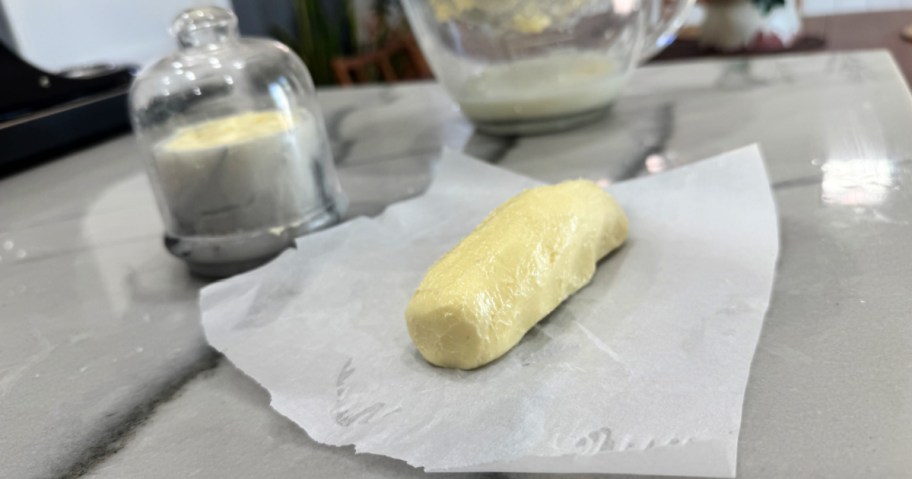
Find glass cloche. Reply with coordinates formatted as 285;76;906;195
129;6;346;278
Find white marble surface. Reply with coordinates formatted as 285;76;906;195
2;50;911;478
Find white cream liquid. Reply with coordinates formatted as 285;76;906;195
152;109;324;238
455;52;625;122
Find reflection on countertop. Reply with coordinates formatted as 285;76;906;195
821;158;896;206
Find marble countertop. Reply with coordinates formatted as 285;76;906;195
1;50;910;479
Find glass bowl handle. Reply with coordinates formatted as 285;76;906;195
640;0;696;60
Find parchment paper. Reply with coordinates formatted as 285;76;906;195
201;145;779;477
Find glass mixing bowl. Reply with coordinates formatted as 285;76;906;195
403;0;693;135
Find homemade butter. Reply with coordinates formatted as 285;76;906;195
406;180;628;369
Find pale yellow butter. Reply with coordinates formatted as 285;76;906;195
163;110;297;152
405;180;628;369
428;0;596;34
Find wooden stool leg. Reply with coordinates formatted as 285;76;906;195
332;58;354;86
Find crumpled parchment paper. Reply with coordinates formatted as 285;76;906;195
201;145;779;477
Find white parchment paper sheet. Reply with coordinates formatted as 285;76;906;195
201;145;779;477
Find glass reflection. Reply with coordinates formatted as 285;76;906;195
821;158;895;206
645;153;668;173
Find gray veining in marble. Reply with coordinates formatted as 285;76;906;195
1;50;911;479
0;137;214;478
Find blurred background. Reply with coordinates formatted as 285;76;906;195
2;0;911;86
2;0;911;173
0;0;418;85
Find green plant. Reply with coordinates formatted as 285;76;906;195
273;0;356;85
752;0;786;14
371;0;403;48
275;0;411;85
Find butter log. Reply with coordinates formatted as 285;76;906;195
405;180;628;369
